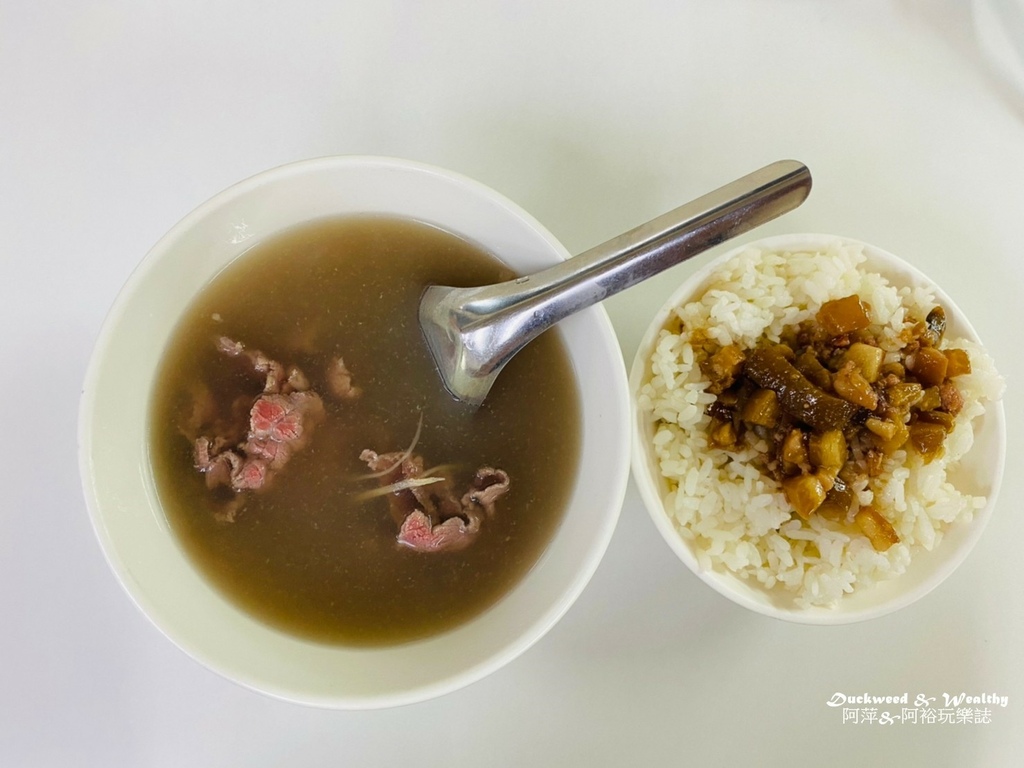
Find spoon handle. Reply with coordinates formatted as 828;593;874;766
553;159;810;305
422;159;811;403
450;159;808;325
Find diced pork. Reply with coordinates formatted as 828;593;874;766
939;381;964;416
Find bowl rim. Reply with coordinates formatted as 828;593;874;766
629;232;1007;624
79;154;631;707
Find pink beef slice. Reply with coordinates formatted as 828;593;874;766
193;441;266;492
242;436;292;470
359;449;510;553
359;450;425;526
248;392;323;447
216;336;320;395
397;511;479;553
232;457;269;491
191;338;325;514
194;437;237;489
461;467;510;516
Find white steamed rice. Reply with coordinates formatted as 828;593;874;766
637;241;1004;607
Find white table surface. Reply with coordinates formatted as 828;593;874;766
3;1;1023;765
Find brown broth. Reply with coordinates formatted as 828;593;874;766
148;215;581;646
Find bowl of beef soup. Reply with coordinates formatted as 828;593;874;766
80;156;631;708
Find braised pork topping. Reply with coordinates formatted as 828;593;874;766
698;296;971;550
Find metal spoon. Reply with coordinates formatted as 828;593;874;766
420;159;812;405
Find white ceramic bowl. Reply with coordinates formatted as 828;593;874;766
630;233;1006;624
79;156;630;708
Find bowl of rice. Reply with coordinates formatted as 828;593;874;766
630;233;1005;623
